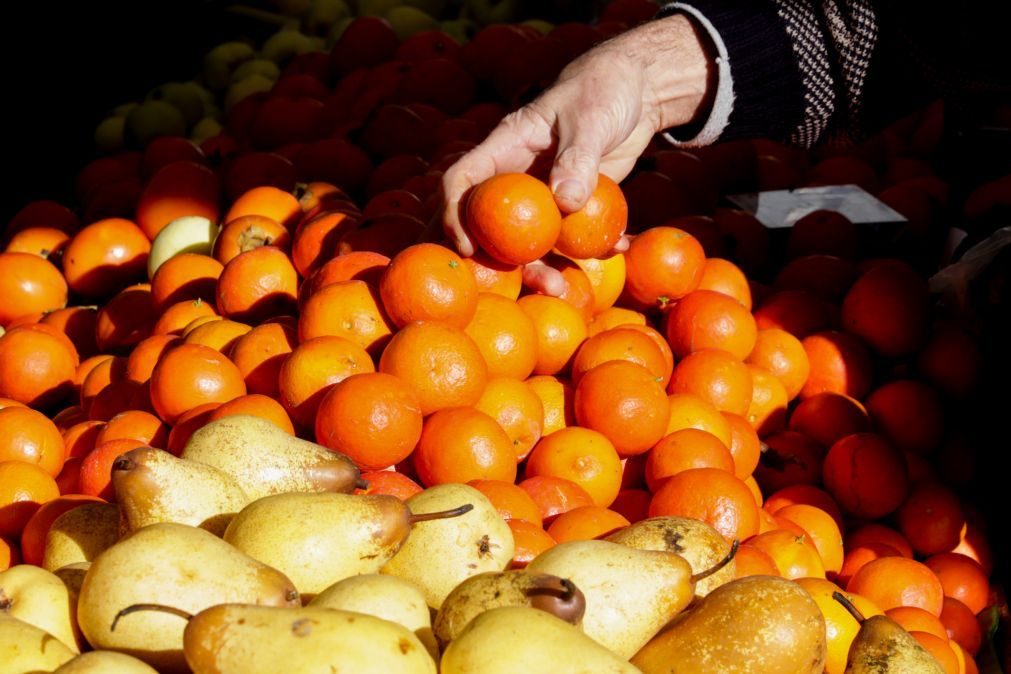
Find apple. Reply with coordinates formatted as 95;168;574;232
461;0;522;25
191;117;223;145
330;17;399;75
94;116;126;154
304;0;351;35
148;216;220;278
231;59;282;85
124;100;186;147
385;6;439;40
439;18;477;44
147;82;206;128
224;74;275;112
262;28;322;64
203;41;257;91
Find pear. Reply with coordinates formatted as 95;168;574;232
440;606;640;674
52;562;89;615
527;539;736;659
631;575;827;674
310;574;437;659
42;503;120;572
606;516;737;597
0;565;81;653
434;570;586;648
181;415;363;500
112;603;437;674
78;522;300;673
833;591;945;673
53;651;159;673
224;492;472;599
382;484;514;609
112;447;251;535
0;615;75;673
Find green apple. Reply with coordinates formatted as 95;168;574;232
522;18;554;34
148;216;220;278
461;0;521;25
191;117;223;145
357;0;403;17
147;82;206;128
304;0;351;35
94;116;126;154
124;100;186;147
262;27;321;63
224;74;275;111
203;41;257;91
385;5;439;40
404;0;447;16
440;17;477;43
231;58;282;85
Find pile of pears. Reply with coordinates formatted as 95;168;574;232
2;414;950;673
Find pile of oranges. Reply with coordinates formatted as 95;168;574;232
1;12;1009;674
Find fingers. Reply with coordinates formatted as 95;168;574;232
611;235;631;253
549;116;605;214
522;261;567;297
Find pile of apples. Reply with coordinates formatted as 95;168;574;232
2;0;1011;672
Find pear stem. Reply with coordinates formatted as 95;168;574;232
111;604;194;632
691;539;740;584
526;576;578;602
832;591;867;624
408;503;474;524
354;477;370;491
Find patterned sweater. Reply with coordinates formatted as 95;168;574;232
658;1;1011;147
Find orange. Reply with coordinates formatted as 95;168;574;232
0;407;66;477
414;407;517;485
379;243;478;328
549;258;596;322
0;536;18;569
753;289;836;340
746;328;809;400
774;254;856;302
897;482;965;556
571;326;669;386
125;334;181;384
4;226;69;260
62;420;105;461
610;489;651;524
795;577;883;674
292;210;359;279
165;402;220;456
625;325;675;384
0;461;60;537
546;505;630;543
554;174;627;259
0;252;68;328
61;218;150;299
216;246;298;323
526;375;575;436
508;519;556;568
465;173;562;265
722;412;761;479
518;475;595;524
474;378;544;461
865;379;944;455
227;322;297;398
838;543;902;588
152;299;218;336
379;322;488;416
213;215;292;266
697;258;752;310
846;524;915;559
748;529;825;579
278;336;375;429
464;293;538;380
571;253;626;314
925;553;990;615
224;185;302;231
460;251;522;300
300;251;390;304
96;410;168;447
953;641;978;674
19;494;104;565
183;319;252;353
744;475;764;508
574;360;669;457
469;479;543;526
150;253;223;308
764;485;844;530
136;161;220;240
53;406;88;431
735;543;780;578
841;260;929;358
298;280;394;356
94;284;160;353
355;471;422;500
665;393;733;448
645;429;735;492
666;289;757;360
315;372;423;471
847;556;945;615
917;323;980;398
623;227;705;308
745;366;789;436
668;349;753;416
754;428;824;495
823;433;908;519
41;306;100;360
0;327;76;409
775;504;844;575
516;295;587;376
788;392;870;449
149;343;247;423
800;330;873;400
208;394;295;435
886;606;948;639
587;306;646;336
649;467;760;541
526;427;622;507
940;596;982;656
910;632;959;674
79;438;148;500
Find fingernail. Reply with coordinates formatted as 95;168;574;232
553;179;585;205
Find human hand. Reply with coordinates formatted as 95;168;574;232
439;13;713;295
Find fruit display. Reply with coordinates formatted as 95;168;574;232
2;0;1010;672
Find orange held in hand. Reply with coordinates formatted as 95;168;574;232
554;174;628;259
465;173;562;265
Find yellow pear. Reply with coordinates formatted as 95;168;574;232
440;606;640;674
78;522;300;673
0;615;75;673
42;503;120;572
382;484;514;609
53;651;159;673
112;446;250;535
181;415;363;500
834;591;945;674
0;564;81;653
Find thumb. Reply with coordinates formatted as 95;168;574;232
549;119;604;214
